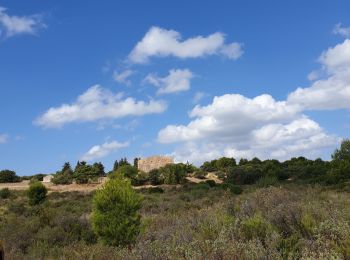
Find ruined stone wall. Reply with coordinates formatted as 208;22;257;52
137;156;174;173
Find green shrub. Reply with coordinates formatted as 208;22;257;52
131;171;149;186
221;183;243;194
148;187;164;193
256;175;278;188
75;175;89;184
278;234;301;259
92;177;142;246
0;188;11;199
205;180;216;187
194;182;210;190
194;170;206;179
28;182;48;205
148;169;164;185
113;165;138;179
52;173;73;185
300;213;316;236
158;164;186;184
241;213;274;240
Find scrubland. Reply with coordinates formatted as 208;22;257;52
1;182;350;259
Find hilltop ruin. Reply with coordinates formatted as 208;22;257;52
137;156;174;173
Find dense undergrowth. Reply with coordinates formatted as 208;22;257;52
1;182;350;259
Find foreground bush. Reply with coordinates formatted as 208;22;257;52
28;182;47;205
0;188;11;199
92;177;142;246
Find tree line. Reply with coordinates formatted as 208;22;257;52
1;139;350;187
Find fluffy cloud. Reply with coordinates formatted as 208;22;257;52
144;69;193;94
287;39;350;110
158;94;337;165
158;94;300;143
0;134;8;144
113;69;134;85
333;23;350;38
0;6;45;38
35;85;167;128
158;39;350;164
81;140;129;161
128;26;243;63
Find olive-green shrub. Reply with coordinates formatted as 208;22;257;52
92;177;142;246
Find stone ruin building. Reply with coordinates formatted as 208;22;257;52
137;155;174;173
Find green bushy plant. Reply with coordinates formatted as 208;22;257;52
194;170;206;179
131;171;149;186
114;165;138;179
148;187;164;193
28;182;48;205
92;177;142;246
148;169;164;185
205;180;216;187
0;188;11;199
221;183;243;194
241;213;274;240
256;175;278;188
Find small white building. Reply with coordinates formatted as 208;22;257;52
42;175;54;183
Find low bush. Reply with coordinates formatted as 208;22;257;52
205;180;216;187
131;171;149;186
148;187;164;193
221;183;243;194
256;175;279;188
51;173;73;185
0;188;11;199
28;182;47;205
194;170;206;179
148;169;164;185
241;213;274;240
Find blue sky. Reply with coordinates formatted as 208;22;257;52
1;1;350;175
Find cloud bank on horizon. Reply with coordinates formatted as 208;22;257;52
31;24;350;164
157;35;350;163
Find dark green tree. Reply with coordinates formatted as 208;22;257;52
0;170;20;183
332;139;350;161
92;177;142;246
113;165;138;179
52;162;74;185
215;157;236;170
133;157;140;168
92;162;105;176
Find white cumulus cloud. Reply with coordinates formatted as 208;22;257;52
128;26;243;63
158;39;350;165
144;69;193;94
34;85;167;128
287;39;350;110
158;93;338;165
158;94;300;144
81;140;129;161
0;6;45;38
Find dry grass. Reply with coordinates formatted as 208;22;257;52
1;183;350;259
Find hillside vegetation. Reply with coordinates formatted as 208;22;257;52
0;140;350;259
